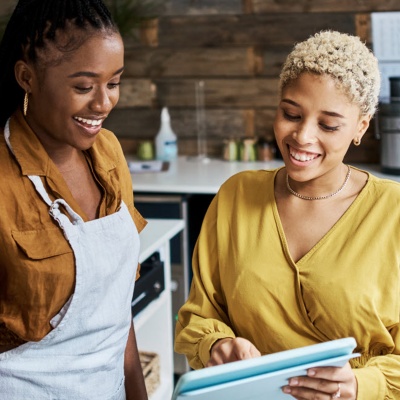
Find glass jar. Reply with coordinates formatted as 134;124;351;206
239;138;257;161
222;138;238;161
257;137;275;161
137;140;154;160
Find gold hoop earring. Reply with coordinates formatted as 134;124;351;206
23;92;29;117
353;137;361;146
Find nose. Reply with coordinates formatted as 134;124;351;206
292;121;316;145
90;87;115;114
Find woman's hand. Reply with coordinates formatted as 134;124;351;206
206;337;261;367
282;362;357;399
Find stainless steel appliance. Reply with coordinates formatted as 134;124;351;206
378;77;400;175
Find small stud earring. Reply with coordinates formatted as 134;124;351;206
353;137;361;146
23;92;29;116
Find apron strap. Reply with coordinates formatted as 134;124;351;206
4;119;13;155
27;175;54;206
49;199;84;226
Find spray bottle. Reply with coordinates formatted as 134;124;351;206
155;107;178;161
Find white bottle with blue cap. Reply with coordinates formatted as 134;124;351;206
155;107;178;161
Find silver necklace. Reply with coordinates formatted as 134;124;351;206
286;165;351;201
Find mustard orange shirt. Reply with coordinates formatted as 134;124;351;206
175;168;400;400
0;110;146;345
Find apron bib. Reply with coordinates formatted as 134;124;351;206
0;120;140;400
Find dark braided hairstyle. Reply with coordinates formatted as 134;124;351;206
0;0;119;128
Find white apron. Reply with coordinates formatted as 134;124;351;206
0;120;140;400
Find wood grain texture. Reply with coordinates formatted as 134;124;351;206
123;47;258;78
118;79;155;108
158;13;356;46
153;78;280;108
355;13;371;43
255;108;278;139
104;108;256;139
116;127;380;161
105;106;261;159
0;0;388;164
0;0;15;16
244;0;400;13
163;0;243;15
255;46;292;77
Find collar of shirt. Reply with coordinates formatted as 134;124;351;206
9;110;118;178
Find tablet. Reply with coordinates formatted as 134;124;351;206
172;337;359;400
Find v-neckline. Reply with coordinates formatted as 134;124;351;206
272;168;370;266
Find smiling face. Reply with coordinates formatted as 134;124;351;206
16;28;124;156
274;72;370;183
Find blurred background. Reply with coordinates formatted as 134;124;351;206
2;0;400;163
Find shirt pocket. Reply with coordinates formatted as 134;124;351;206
8;228;75;341
12;227;72;259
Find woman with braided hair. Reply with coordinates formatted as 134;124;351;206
0;1;148;399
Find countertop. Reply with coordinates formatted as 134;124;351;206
139;218;185;262
130;156;400;195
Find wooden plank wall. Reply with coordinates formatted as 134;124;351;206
0;0;15;15
1;1;399;162
104;0;400;163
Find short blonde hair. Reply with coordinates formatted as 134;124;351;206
279;31;381;115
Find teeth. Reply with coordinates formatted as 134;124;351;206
290;149;317;162
74;117;102;126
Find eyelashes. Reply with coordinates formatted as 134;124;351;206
74;82;121;93
282;111;339;132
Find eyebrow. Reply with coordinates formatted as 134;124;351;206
281;98;345;119
67;66;125;78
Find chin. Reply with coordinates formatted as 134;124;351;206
74;137;98;151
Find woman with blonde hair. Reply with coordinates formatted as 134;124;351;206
175;31;400;400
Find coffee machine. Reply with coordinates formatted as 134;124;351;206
377;77;400;175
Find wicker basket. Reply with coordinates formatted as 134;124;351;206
140;351;160;397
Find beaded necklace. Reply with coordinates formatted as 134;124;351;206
286;165;351;200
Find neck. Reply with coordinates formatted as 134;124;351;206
47;147;86;173
286;165;351;201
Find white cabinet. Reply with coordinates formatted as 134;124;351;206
134;218;185;400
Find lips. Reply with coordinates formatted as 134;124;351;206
74;116;104;128
289;145;320;162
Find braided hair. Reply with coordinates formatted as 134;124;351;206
0;0;119;127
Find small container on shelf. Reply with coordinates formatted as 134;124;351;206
239;138;257;161
155;107;178;161
137;140;155;161
222;138;238;161
256;136;276;161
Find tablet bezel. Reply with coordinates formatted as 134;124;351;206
172;337;358;398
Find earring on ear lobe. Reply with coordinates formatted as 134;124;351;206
23;92;29;117
353;137;361;146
